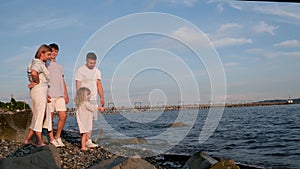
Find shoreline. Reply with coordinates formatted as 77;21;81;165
0;131;263;169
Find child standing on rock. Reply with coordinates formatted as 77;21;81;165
74;87;104;150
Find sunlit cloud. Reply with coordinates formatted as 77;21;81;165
246;48;279;58
146;0;198;8
180;0;198;7
4;46;37;71
208;0;242;12
282;51;300;57
224;62;239;67
217;23;243;33
274;40;300;48
212;37;252;48
254;4;300;20
169;26;211;48
253;21;279;36
209;22;252;48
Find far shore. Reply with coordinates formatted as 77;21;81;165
64;101;298;115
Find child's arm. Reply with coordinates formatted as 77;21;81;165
85;102;105;112
98;106;105;112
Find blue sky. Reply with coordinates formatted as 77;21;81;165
0;0;300;107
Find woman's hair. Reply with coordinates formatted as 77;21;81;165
75;87;91;108
34;44;52;59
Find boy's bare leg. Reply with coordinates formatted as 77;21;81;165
55;111;66;139
81;133;88;150
48;112;55;141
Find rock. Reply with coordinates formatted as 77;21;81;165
211;159;240;169
167;121;187;128
90;157;156;169
0;145;61;169
185;151;219;169
110;137;148;145
0;111;32;142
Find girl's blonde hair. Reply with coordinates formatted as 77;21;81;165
75;87;91;108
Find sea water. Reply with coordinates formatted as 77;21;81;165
61;104;300;168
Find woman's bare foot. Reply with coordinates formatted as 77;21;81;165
37;142;47;147
81;147;88;151
23;139;37;146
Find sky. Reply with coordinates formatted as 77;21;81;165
0;0;300;107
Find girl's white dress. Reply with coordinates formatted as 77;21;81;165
76;101;98;133
29;58;52;132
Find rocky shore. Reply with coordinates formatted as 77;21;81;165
0;139;107;168
0;135;260;169
0;135;184;169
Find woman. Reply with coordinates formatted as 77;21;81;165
24;44;52;146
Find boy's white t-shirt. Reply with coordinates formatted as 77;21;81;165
75;65;101;102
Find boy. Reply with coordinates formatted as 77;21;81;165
46;43;69;147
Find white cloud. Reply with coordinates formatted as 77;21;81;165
150;0;198;7
254;4;300;20
5;46;37;66
228;1;242;11
282;51;300;57
274;40;300;48
217;23;243;33
19;17;81;32
246;48;277;58
208;22;252;48
247;48;300;58
253;21;279;36
224;62;239;67
183;0;197;7
212;37;252;48
171;26;210;47
208;0;242;12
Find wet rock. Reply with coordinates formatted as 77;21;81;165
90;157;156;169
0;111;32;142
167;121;187;128
211;159;240;169
110;137;148;145
185;151;219;169
0;145;61;169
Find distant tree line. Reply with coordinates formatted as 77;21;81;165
0;97;31;112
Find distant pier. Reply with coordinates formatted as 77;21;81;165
65;101;295;116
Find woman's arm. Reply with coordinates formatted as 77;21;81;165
31;70;39;84
28;70;39;89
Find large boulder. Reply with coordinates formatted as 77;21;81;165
0;145;61;169
0;110;32;142
109;137;148;145
167;121;187;128
90;157;156;169
185;152;219;169
210;159;240;169
185;152;241;169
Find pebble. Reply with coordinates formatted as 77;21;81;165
0;138;113;168
0;138;170;169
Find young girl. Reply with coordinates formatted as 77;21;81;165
75;87;104;150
